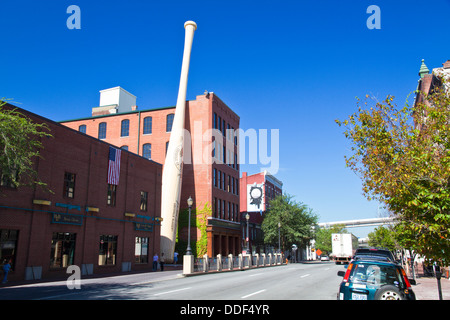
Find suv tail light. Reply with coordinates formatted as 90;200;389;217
401;268;412;289
342;263;353;282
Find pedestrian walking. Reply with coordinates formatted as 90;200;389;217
174;251;178;264
153;253;158;271
2;259;11;284
160;253;165;271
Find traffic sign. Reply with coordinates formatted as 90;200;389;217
316;249;322;256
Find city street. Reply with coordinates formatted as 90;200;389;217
0;262;344;300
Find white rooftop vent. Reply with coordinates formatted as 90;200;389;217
92;86;137;116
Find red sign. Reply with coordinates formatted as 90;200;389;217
316;249;322;256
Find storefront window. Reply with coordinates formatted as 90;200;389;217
0;229;18;268
50;232;76;268
135;237;149;264
99;235;117;266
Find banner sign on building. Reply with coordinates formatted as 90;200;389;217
247;183;264;212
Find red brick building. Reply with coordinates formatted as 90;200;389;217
240;171;283;254
60;87;241;257
0;104;162;282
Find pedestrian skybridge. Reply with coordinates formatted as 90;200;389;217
318;217;397;229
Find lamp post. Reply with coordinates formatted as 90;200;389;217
278;222;281;254
186;196;193;256
245;213;250;253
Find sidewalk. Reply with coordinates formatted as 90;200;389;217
412;276;450;300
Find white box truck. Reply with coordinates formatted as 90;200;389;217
331;233;358;264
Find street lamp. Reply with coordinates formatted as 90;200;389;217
186;196;193;255
278;222;281;254
245;213;250;253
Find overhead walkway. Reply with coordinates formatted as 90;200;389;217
318;216;397;228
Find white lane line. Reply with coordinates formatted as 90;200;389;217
300;274;310;278
249;273;264;277
241;289;266;299
154;287;191;296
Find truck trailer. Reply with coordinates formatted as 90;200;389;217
331;233;358;264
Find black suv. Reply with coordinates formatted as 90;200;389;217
353;248;399;264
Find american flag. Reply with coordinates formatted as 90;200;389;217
108;146;121;185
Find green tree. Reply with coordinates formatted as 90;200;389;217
315;224;347;255
335;81;450;266
0;100;52;192
367;225;398;251
262;194;318;252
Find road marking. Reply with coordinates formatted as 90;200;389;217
249;273;264;277
154;287;191;296
300;274;310;278
241;289;266;299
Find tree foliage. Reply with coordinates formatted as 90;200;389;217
367;225;398;251
336;82;450;266
262;194;318;252
0;100;52;192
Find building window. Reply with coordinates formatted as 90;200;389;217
143;143;151;159
78;125;86;134
165;141;169;155
99;235;117;266
166;114;174;132
213;168;217;187
223;146;226;163
50;232;76;268
213;197;216;217
63;172;76;198
143;117;152;134
0;167;19;188
121;119;130;137
135;237;149;264
213;113;217;129
217;199;221;219
107;184;117;206
0;229;18;269
232;177;235;194
140;191;148;211
98;122;107;139
121;145;128;151
218;170;221;189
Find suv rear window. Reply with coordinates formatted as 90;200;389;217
354;248;395;262
348;263;405;289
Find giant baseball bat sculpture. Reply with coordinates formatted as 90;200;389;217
160;21;197;262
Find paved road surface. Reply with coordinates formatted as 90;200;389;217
0;262;343;300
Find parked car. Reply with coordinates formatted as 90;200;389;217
320;255;330;261
353;247;398;264
337;260;416;300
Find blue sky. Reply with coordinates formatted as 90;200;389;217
2;0;450;237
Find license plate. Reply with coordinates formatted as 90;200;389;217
351;292;367;300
